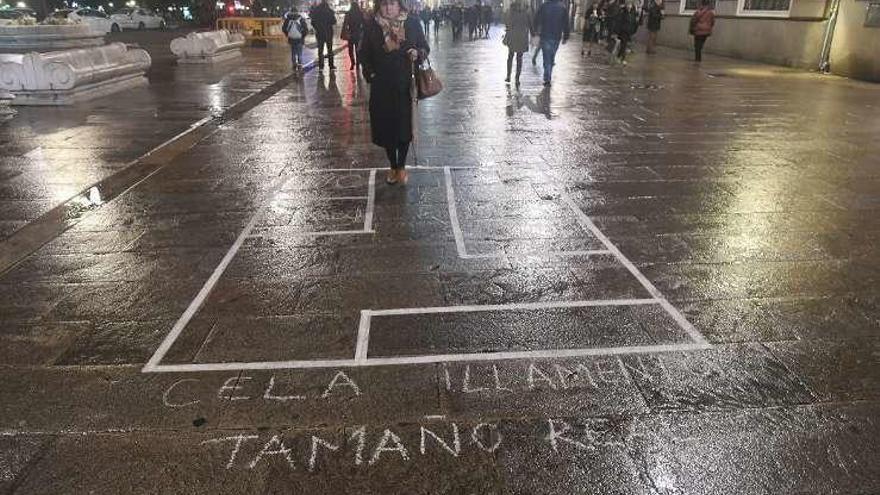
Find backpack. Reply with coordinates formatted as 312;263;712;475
287;17;303;40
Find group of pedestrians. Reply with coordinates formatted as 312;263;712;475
280;0;716;186
579;0;714;63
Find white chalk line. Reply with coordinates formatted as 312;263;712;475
143;172;295;372
143;169;378;373
458;249;612;259
369;298;659;317
144;166;710;374
551;175;710;346
443;167;611;260
145;342;711;373
303;166;477;173
354;310;372;362
364;170;376;232
246;229;375;239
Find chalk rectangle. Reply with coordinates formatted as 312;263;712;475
366;301;693;359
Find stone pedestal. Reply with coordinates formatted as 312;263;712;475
0;90;14;120
0;42;151;106
170;30;246;64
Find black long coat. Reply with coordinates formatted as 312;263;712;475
359;15;429;148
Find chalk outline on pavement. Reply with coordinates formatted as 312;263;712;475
143;166;710;373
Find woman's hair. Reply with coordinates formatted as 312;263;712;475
373;0;407;13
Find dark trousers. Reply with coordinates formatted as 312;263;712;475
617;35;630;61
452;22;462;40
317;36;334;69
693;35;708;61
347;39;359;68
506;50;523;81
423;20;430;35
385;141;411;169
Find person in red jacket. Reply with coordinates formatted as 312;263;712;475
690;0;714;62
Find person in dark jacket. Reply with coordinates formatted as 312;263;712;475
282;9;309;71
533;0;569;86
581;3;599;56
690;0;714;61
342;0;365;69
467;2;480;40
481;3;492;37
310;0;337;71
419;6;432;36
504;0;531;85
450;3;464;40
359;0;429;185
611;1;639;65
643;0;663;54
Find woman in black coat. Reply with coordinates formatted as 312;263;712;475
359;0;429;185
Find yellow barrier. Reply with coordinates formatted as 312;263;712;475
216;17;285;43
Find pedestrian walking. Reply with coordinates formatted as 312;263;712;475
482;3;492;37
450;3;464;40
420;6;432;36
342;0;365;70
690;0;714;62
359;0;429;185
643;0;663;54
282;9;309;71
468;2;480;40
610;1;639;65
433;7;442;36
533;0;569;86
503;1;531;86
581;3;599;56
310;0;337;71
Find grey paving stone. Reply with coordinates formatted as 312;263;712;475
626;402;880;495
619;344;817;412
766;338;880;402
0;435;49;494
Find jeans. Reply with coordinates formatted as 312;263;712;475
540;38;561;83
317;36;334;68
289;40;304;67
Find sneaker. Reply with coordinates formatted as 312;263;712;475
504;77;510;83
621;60;628;66
543;80;551;87
385;169;398;185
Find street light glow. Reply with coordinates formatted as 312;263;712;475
16;1;26;7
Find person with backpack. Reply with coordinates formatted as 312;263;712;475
690;0;714;62
342;0;365;70
282;9;309;71
310;0;337;71
359;0;429;185
533;0;569;86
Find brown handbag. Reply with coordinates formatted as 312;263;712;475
416;58;443;100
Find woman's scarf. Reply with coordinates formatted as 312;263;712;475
376;13;408;52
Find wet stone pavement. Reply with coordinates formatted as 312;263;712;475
1;26;880;494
